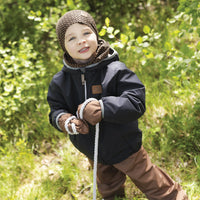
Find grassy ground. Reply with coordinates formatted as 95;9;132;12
0;136;199;200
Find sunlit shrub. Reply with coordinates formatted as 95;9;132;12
0;38;48;144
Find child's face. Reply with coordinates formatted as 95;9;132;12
65;23;98;63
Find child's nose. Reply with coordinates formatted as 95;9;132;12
78;38;86;45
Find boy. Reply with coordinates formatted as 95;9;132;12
47;10;188;200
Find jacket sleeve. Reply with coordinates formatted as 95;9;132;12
47;79;69;131
101;62;145;124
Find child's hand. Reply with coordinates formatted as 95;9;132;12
77;100;102;125
58;113;89;134
70;118;89;134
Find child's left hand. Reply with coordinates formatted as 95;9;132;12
77;100;102;125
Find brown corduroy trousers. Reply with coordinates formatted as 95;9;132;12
89;146;188;200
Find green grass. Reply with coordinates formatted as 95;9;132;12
0;135;199;200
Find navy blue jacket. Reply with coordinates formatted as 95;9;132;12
47;49;146;164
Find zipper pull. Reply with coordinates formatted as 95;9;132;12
81;73;85;85
81;72;87;100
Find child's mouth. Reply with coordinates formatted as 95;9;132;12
79;47;89;53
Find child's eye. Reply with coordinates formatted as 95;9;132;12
68;37;75;41
84;31;91;35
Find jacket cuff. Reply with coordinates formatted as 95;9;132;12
56;112;68;131
99;100;104;118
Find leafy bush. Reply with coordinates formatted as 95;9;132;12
0;0;65;146
0;37;56;146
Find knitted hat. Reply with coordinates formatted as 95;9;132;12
56;10;99;52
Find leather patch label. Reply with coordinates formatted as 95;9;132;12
92;85;102;94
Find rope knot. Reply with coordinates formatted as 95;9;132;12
64;116;79;135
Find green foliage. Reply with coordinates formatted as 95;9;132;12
0;38;46;143
0;0;66;146
0;0;60;46
178;0;200;26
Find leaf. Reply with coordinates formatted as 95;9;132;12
196;41;200;51
114;29;120;35
99;28;106;37
164;42;172;50
178;31;184;38
107;27;114;34
4;83;14;93
105;17;110;27
146;52;154;59
143;25;151;34
120;33;128;44
142;42;150;48
136;36;143;44
108;34;114;39
36;10;42;17
167;18;176;24
153;33;161;40
67;0;76;9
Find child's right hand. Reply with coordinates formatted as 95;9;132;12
58;113;89;134
70;118;89;134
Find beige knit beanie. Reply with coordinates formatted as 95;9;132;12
56;10;99;52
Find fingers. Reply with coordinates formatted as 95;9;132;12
58;113;73;134
71;119;89;134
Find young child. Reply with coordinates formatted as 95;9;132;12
47;10;188;200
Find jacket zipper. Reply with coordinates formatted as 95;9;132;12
81;73;87;100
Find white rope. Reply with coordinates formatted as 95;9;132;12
77;98;97;119
93;122;99;200
64;98;99;199
77;98;99;200
64;116;79;135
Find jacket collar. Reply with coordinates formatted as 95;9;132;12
62;48;119;73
